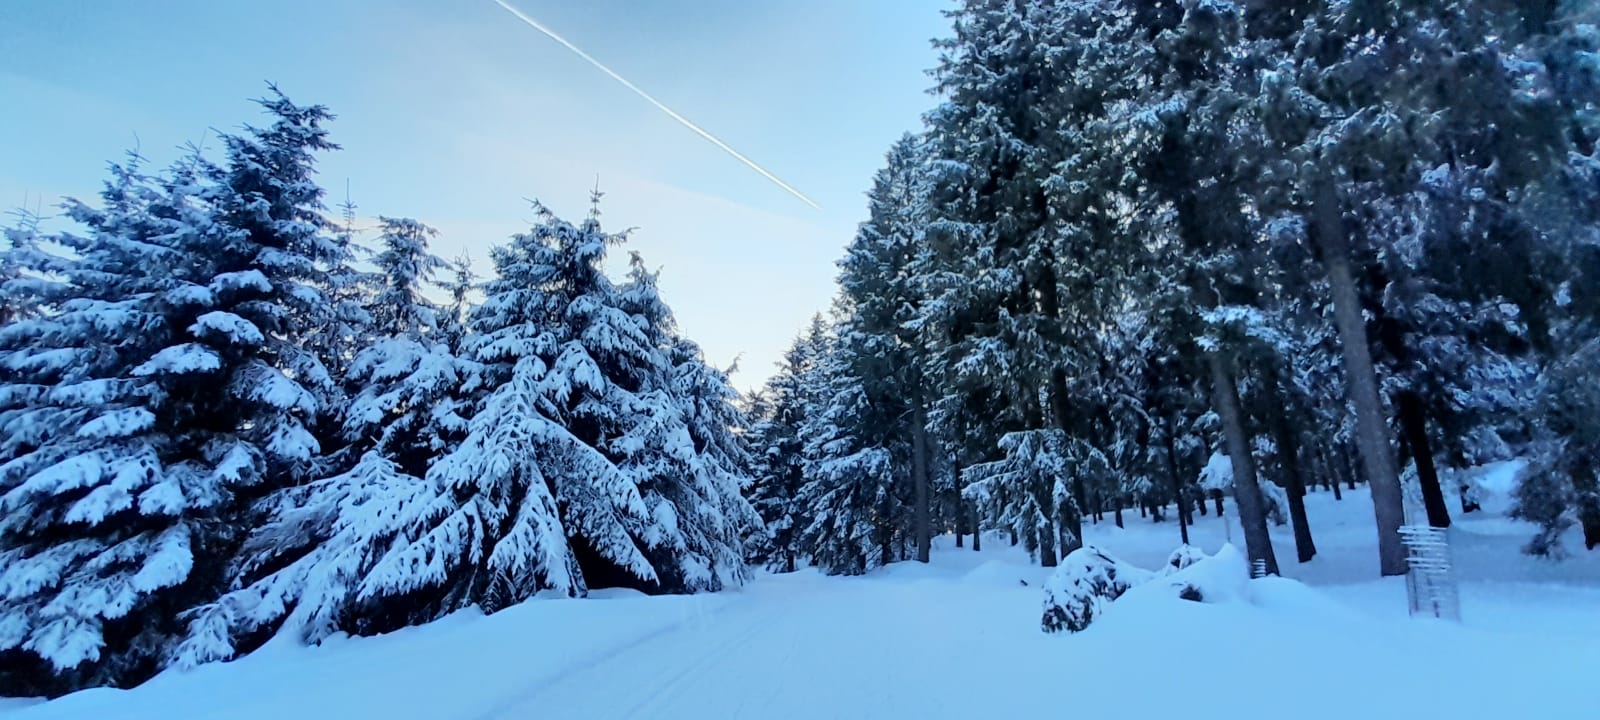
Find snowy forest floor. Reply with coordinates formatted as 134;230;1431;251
7;463;1598;720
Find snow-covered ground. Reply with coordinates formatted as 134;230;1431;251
8;470;1598;720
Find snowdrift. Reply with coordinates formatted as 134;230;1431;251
1043;543;1343;634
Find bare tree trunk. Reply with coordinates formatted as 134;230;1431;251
912;393;932;563
971;498;981;551
1047;369;1085;556
1277;418;1318;563
1038;523;1058;567
1114;504;1124;528
1268;374;1317;563
879;492;894;568
1161;413;1191;545
1575;462;1600;550
1209;353;1280;576
1313;179;1408;576
1397;391;1451;528
1327;449;1345;500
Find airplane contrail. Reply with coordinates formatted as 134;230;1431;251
491;0;821;210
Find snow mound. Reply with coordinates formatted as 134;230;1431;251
1040;546;1153;633
1246;575;1363;619
1123;543;1251;606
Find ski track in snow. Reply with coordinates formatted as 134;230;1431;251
9;484;1600;720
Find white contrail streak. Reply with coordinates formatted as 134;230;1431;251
491;0;821;210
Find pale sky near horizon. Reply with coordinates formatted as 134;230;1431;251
0;0;950;391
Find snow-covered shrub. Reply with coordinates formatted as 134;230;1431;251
1161;545;1209;575
1259;481;1289;526
1198;451;1232;493
1511;454;1575;558
1040;546;1153;633
1132;544;1251;605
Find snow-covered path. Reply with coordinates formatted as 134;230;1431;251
476;563;1046;720
11;481;1600;720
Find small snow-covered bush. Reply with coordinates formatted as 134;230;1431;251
1511;456;1575;558
1198;452;1232;493
1259;481;1289;526
1161;545;1208;575
1040;546;1153;633
1140;544;1251;605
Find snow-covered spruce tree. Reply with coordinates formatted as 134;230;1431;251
1518;337;1600;555
617;252;760;592
243;194;752;625
178;217;479;655
794;319;900;575
437;253;480;345
745;316;829;572
962;429;1081;567
923;0;1151;559
0;209;50;327
1;89;345;693
0;156;199;695
300;194;377;457
838;135;939;563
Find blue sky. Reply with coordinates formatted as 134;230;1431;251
0;0;949;390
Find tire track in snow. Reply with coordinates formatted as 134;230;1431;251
466;595;740;720
611;607;772;718
472;593;780;720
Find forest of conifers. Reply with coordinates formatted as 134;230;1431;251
2;0;1598;700
741;0;1600;581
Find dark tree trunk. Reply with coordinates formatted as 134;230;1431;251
1039;524;1058;567
1209;353;1279;576
1162;415;1191;545
972;501;981;551
1397;391;1451;528
1114;504;1124;528
911;393;933;563
1313;179;1407;576
879;492;894;568
1283;470;1317;564
1327;450;1345;500
1268;374;1317;563
1046;369;1086;556
1213;491;1225;516
1575;463;1600;550
1340;445;1359;491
